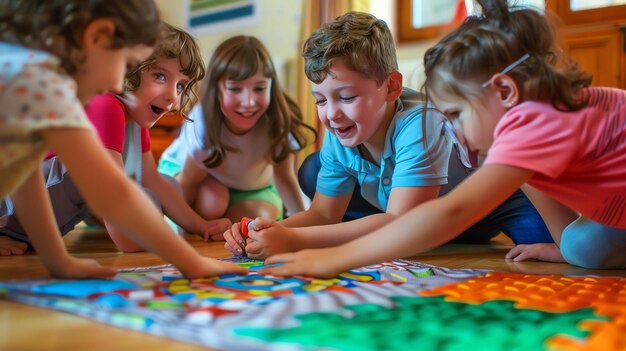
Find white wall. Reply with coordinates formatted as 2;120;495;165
155;0;303;96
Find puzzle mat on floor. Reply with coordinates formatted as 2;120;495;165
1;257;626;351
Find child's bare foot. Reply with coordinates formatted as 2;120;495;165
0;236;28;256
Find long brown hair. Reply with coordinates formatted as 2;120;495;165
423;0;591;111
0;0;160;76
200;35;316;168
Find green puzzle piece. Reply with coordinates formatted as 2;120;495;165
235;296;607;351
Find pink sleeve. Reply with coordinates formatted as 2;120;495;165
85;94;126;153
485;103;580;178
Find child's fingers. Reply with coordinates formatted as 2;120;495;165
504;245;527;259
258;263;301;278
223;241;240;255
224;223;246;254
93;266;118;278
245;240;262;255
230;222;247;249
208;232;225;241
202;219;231;241
512;250;537;262
251;217;274;230
264;252;295;265
214;260;248;275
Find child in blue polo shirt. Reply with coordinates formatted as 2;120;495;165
224;11;550;258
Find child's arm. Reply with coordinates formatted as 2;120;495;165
141;152;231;240
244;185;440;259
94;147;144;252
43;128;246;278
260;165;534;278
273;153;306;215
177;154;210;206
10;167;115;278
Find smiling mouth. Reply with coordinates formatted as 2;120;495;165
334;125;354;134
150;105;164;115
238;111;257;118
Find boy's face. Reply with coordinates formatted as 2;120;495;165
311;60;395;149
126;57;190;128
218;67;272;134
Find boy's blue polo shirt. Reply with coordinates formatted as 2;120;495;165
316;88;452;211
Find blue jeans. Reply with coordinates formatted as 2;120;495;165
298;151;552;245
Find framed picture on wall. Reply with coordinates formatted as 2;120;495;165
186;0;260;34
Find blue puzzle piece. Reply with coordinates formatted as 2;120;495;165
32;280;137;297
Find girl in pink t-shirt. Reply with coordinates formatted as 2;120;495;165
259;0;626;278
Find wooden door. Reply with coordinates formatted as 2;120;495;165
546;0;626;88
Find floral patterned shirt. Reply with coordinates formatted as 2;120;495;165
0;42;92;197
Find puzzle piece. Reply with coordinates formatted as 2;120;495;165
421;272;626;350
2;260;625;350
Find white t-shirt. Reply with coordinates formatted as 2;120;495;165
161;104;284;190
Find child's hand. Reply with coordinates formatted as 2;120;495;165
179;257;248;279
48;256;116;279
505;243;566;263
259;247;346;279
223;220;249;255
245;218;299;260
201;218;232;242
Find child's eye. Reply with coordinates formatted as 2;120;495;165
153;73;166;82
254;86;268;92
340;96;356;102
176;82;186;92
314;99;327;106
226;86;241;92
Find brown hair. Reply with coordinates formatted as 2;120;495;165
200;35;316;168
124;22;205;118
0;0;160;76
423;0;591;111
303;11;397;86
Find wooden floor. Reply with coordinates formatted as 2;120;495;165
1;229;625;351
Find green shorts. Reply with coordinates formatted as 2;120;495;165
157;159;283;220
158;158;182;177
229;184;283;221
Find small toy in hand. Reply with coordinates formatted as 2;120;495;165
240;217;255;240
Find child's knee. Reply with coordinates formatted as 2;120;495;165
560;237;601;269
560;223;626;269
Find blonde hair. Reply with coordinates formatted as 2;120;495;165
423;0;591;111
303;11;397;86
0;0;160;76
200;35;316;168
124;22;205;118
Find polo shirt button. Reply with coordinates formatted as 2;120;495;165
382;178;391;185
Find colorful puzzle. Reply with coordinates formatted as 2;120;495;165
1;257;625;350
